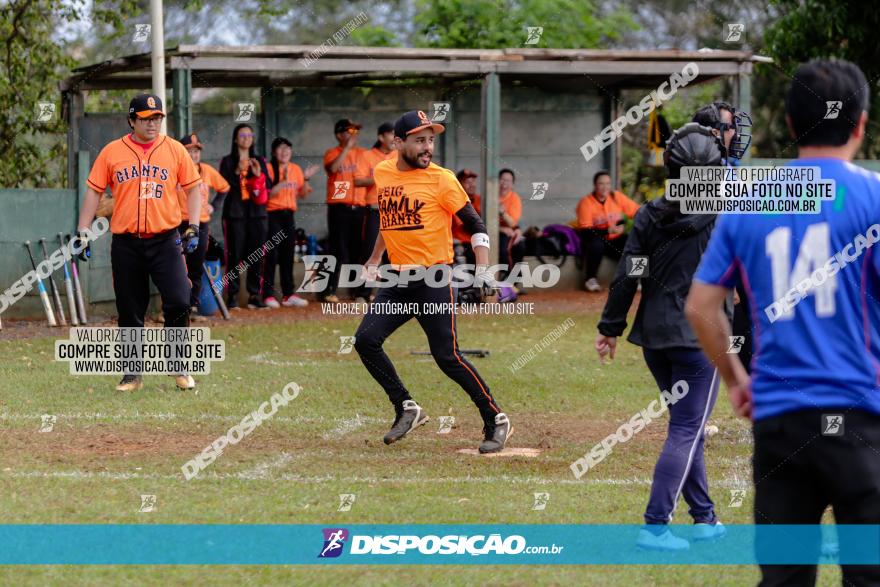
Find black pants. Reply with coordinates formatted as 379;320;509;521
353;274;501;425
327;204;364;296
111;230;190;328
499;232;526;276
264;209;296;298
733;282;753;373
579;229;628;279
753;408;880;586
223;216;268;301
178;222;209;308
354;207;381;298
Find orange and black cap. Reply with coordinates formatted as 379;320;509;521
393;110;445;139
456;168;478;181
334;118;362;134
179;133;203;149
129;94;165;119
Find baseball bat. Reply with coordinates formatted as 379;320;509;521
65;234;88;324
203;262;230;320
57;233;79;326
39;238;66;326
24;241;57;327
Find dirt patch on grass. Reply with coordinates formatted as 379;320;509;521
0;407;669;466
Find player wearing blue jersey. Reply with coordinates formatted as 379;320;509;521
687;59;880;586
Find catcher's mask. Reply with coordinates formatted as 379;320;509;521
697;101;753;160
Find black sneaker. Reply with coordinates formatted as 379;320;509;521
383;400;429;445
479;412;512;453
226;296;240;311
247;295;268;309
115;374;143;392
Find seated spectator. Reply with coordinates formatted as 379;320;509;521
498;168;525;275
576;170;640;292
452;168;482;264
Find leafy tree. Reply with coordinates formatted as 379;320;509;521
1;0;138;188
414;0;636;49
765;0;880;157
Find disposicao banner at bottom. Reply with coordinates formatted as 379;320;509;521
0;524;877;564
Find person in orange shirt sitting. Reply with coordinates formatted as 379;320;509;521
498;168;525;277
322;118;366;303
576;170;641;292
352;122;397;300
263;136;319;308
452;168;482;264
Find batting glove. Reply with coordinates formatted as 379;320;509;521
72;229;91;262
181;224;200;254
474;265;499;301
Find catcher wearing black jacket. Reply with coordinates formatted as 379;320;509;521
595;123;733;551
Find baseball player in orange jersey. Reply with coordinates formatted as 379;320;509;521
352;122;397;300
176;133;230;318
323;118;367;302
75;94;202;392
355;110;512;453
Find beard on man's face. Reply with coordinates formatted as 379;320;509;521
402;148;432;169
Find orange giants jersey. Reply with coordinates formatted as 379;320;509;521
356;147;398;205
323;146;366;205
87;134;201;234
373;160;469;267
176;162;229;224
266;162;306;212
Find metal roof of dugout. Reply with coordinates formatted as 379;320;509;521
60;46;768;259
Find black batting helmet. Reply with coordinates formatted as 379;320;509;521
664;123;724;179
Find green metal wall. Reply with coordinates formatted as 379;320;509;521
0;187;113;319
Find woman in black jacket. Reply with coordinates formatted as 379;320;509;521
595;124;732;551
219;124;272;309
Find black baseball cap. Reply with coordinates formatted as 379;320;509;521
334;118;362;134
179;133;203;149
377;122;394;135
393;110;445;139
129;94;164;118
456;168;478;180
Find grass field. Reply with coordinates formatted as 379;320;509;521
0;293;844;585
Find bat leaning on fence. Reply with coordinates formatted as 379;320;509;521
39;238;66;326
57;233;79;326
23;241;57;327
64;234;88;325
203;262;231;320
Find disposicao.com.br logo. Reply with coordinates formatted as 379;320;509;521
317;528;563;558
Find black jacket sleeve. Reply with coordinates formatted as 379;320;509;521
597;208;649;337
219;156;235;187
455;202;487;236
